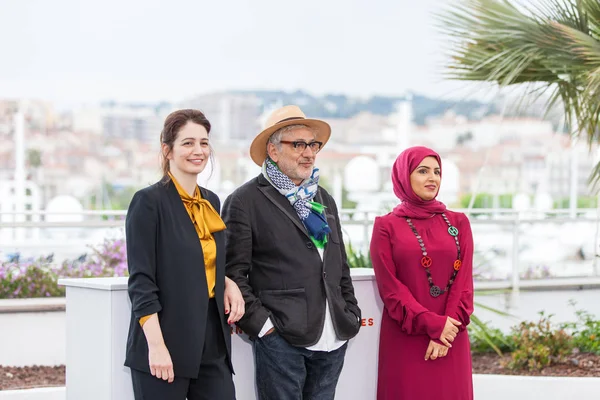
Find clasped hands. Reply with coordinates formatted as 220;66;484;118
425;316;461;361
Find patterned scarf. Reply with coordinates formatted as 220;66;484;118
262;156;331;248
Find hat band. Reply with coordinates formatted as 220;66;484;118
276;116;305;124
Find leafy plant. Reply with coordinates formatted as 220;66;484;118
561;301;600;354
0;237;129;299
469;297;516;356
504;312;574;371
58;237;128;278
0;255;64;298
469;318;514;354
346;243;372;268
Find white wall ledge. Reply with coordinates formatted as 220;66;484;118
58;277;128;291
0;297;65;313
473;373;600;399
56;270;600;290
0;386;65;400
1;374;599;400
0;271;596;315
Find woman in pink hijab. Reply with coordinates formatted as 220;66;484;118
370;146;474;400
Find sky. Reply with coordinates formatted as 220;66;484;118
0;0;485;109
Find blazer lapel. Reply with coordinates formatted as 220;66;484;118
164;180;203;250
257;175;310;238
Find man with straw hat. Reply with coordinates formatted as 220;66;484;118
222;105;361;399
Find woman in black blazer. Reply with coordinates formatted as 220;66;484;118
124;109;244;400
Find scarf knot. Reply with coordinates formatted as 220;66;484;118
169;173;226;237
262;157;331;247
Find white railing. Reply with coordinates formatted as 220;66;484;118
2;208;600;296
340;207;600;263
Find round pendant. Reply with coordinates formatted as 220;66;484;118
421;256;433;268
430;285;442;297
448;226;459;237
453;260;462;271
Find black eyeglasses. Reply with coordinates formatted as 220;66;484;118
279;140;323;153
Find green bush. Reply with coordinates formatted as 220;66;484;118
469;323;514;354
553;196;598;209
346;243;372;268
504;312;573;371
458;193;513;209
561;306;600;355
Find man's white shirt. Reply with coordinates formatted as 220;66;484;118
257;248;347;352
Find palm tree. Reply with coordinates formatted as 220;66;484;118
438;0;600;180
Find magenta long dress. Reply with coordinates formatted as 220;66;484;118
370;210;474;400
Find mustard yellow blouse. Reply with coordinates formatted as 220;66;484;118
139;173;226;326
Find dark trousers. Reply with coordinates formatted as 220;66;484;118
253;331;347;400
131;299;235;400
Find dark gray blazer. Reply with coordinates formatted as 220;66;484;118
222;174;361;347
124;178;232;378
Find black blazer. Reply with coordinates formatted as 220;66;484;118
124;178;232;378
222;174;361;347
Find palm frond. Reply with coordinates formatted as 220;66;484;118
581;0;600;38
552;22;600;65
475;300;516;318
438;0;600;171
587;159;600;190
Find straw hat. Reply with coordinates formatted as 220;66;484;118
249;105;331;166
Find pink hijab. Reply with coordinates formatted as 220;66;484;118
392;146;447;219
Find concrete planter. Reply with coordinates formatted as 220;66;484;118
0;387;65;400
1;376;599;400
2;273;600;399
0;298;65;366
473;374;600;399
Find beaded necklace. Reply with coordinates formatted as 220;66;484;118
405;213;461;298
